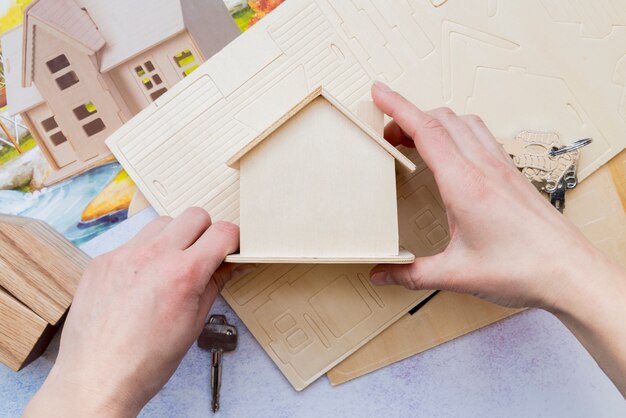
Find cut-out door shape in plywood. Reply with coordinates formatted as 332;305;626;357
226;88;415;264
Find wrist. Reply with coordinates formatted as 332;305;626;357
548;244;624;319
24;364;142;418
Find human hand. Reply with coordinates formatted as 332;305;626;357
369;81;606;311
24;208;240;418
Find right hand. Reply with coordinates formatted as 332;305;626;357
369;81;607;311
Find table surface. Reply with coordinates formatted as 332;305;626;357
1;208;625;418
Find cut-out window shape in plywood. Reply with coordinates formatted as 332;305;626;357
73;102;97;121
40;115;68;147
55;71;79;90
46;54;70;74
133;60;167;102
83;118;106;137
173;49;199;77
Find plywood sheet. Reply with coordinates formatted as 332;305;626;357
108;0;626;222
328;158;626;385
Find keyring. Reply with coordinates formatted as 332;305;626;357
549;138;593;156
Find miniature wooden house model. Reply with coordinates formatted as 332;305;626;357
225;88;416;264
1;0;238;185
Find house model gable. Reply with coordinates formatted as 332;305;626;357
226;87;415;264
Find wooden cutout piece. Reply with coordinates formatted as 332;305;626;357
328;292;520;385
229;90;413;263
0;215;89;325
328;158;626;385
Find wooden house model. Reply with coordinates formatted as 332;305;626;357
1;0;239;185
225;87;416;264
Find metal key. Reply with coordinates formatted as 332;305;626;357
198;315;238;413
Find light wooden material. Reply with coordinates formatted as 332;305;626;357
1;0;238;185
107;0;626;221
105;0;626;390
226;87;414;263
0;215;89;325
328;153;626;385
222;265;433;391
0;287;54;372
225;250;415;264
328;293;520;385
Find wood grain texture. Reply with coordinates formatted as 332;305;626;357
608;150;626;211
0;215;89;325
0;287;53;371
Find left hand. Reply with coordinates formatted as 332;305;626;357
24;208;240;418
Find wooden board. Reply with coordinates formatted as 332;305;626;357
328;155;626;385
105;0;626;390
0;287;55;371
0;215;89;325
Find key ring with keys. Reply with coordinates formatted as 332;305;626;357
549;137;593;157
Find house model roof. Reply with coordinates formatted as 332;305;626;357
21;0;205;86
0;26;44;116
227;87;417;172
76;0;193;73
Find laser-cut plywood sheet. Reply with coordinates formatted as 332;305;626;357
105;0;626;390
328;159;626;385
107;0;626;221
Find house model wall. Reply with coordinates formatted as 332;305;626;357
226;87;415;263
1;0;239;185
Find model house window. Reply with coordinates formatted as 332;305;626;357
46;55;70;73
134;60;167;101
173;49;198;77
47;54;80;91
73;102;97;120
72;101;106;137
83;118;106;137
40;115;67;146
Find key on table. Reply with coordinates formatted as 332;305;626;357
198;314;238;413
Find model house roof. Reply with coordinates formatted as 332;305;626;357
22;0;105;86
21;0;233;85
227;87;417;172
0;26;44;116
76;0;192;72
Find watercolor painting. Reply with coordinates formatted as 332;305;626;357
0;0;285;244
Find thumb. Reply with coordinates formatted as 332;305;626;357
370;253;450;291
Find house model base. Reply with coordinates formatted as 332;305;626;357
225;249;415;264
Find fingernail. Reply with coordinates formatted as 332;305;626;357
370;271;390;286
373;80;392;92
231;265;257;280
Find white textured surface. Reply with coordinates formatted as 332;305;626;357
0;210;624;417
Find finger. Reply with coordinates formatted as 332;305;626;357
158;207;212;250
460;115;516;166
371;82;461;177
384;121;416;148
428;107;487;165
126;215;172;246
370;253;452;291
196;263;257;327
186;221;240;285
